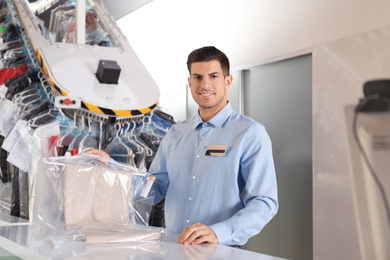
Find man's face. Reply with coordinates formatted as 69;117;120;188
188;60;232;116
86;12;97;26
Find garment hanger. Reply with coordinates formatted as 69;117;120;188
78;116;97;153
42;153;146;176
16;94;45;116
120;121;149;170
130;121;153;157
4;74;31;100
36;72;55;105
152;108;176;126
20;101;51;121
13;86;40;103
12;81;44;104
104;122;135;165
27;108;58;130
16;94;45;117
145;112;167;140
53;112;78;156
66;114;87;156
125;122;144;154
117;123;133;156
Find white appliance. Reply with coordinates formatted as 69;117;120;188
344;105;390;260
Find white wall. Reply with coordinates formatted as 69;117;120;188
117;0;390;121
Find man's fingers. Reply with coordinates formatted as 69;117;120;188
178;223;201;243
178;223;218;245
184;229;204;245
85;148;110;160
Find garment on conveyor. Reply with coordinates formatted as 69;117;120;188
0;118;33;219
49;118;82;156
105;136;136;167
137;110;175;228
1;47;28;69
9;163;19;217
0;136;12;215
0;140;29;218
9;164;29;219
4;72;40;100
26;108;58;130
0;2;7;23
0;14;6;24
104;123;147;170
31;154;164;245
0;174;11;214
138;133;160;156
152;109;176;127
135;133;158;170
0;136;9;183
0;40;24;55
0;24;21;43
20;101;51;121
0;63;28;85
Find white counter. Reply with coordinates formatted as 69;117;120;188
0;214;287;260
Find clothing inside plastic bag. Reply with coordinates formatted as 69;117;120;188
9;164;29;219
27;108;58;130
0;24;22;44
48;118;80;156
0;135;9;183
31;153;165;246
0;180;11;214
5;72;40;100
0;136;11;214
0;63;28;85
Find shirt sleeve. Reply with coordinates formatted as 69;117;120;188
209;124;279;245
148;131;171;205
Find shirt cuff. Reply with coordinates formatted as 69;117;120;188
209;222;231;245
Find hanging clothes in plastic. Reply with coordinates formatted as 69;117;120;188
0;135;9;183
0;136;11;214
30;153;165;246
0;1;52;221
9;163;28;219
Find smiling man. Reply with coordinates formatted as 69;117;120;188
149;46;279;247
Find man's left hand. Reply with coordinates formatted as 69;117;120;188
178;222;218;245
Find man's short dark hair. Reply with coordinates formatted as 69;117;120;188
187;46;230;78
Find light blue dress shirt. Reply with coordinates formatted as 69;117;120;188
149;102;278;245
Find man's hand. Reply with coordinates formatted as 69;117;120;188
178;222;218;245
85;148;111;160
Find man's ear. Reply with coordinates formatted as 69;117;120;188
225;75;233;90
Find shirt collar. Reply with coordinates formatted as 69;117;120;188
193;102;234;129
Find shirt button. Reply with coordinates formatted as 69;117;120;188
201;136;205;140
196;155;200;158
186;220;190;223
189;197;192;201
192;176;196;180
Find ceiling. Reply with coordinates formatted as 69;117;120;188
101;0;153;20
